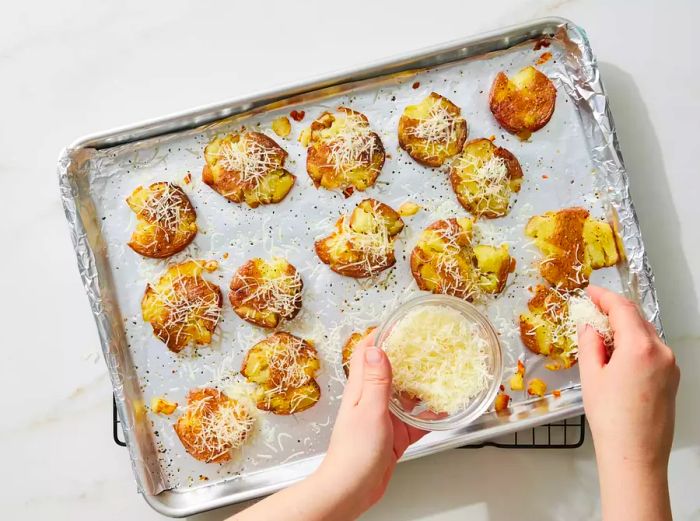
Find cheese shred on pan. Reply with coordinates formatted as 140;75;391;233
383;305;492;414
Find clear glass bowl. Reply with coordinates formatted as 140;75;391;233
376;294;503;431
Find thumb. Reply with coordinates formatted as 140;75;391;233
359;347;393;408
577;324;606;384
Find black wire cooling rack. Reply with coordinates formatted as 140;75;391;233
112;396;584;449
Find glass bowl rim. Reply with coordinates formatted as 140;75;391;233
376;293;503;431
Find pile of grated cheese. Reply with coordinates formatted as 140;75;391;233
382;304;492;414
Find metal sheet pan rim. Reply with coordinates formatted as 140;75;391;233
144;401;584;517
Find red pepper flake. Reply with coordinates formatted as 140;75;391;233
542;174;549;179
552;389;562;398
536;51;553;65
222;252;229;259
412;81;420;89
499;384;505;391
342;186;355;198
534;38;551;51
290;110;305;122
183;173;192;184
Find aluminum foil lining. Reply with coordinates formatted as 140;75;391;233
58;19;662;507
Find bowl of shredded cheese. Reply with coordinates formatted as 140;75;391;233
377;294;503;431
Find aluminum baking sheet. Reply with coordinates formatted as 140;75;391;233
58;18;662;517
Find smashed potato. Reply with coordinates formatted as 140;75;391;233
126;182;197;258
525;207;620;290
489;66;556;138
202;131;295;208
241;332;321;415
315;198;405;278
341;327;375;377
410;218;515;300
449;139;523;218
229;257;303;328
174;388;254;463
519;285;578;370
304;107;385;194
398;92;468;167
141;260;223;352
527;378;547;397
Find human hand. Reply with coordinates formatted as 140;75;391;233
231;331;425;521
578;285;679;521
313;331;426;519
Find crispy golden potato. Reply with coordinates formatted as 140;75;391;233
174;388;254;463
241;332;321;415
315;198;405;278
304;107;385;194
525;207;619;290
489;66;556;138
151;396;178;415
202;131;295;208
527;378;547;397
449;139;523;218
398;201;421;217
126;182;197;258
494;392;511;412
519;285;578;370
509;359;526;391
410;218;514;300
272;116;291;138
341;327;375;377
398;92;468;167
474;243;516;294
142;260;223;352
229;257;303;328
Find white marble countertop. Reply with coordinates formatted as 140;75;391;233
2;0;699;519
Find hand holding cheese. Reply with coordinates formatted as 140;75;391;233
578;285;679;521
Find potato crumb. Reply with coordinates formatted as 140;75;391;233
398;201;421;217
527;378;547;397
272;116;291;138
151;396;178;415
494;392;510;412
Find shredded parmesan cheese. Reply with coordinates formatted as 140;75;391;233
383;305;493;414
188;395;255;462
409;104;459;144
326;112;378;173
567;294;613;346
218;135;280;184
455;154;510;201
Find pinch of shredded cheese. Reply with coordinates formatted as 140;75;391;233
383;305;493;414
218;135;280;184
189;395;255;462
455;154;510;200
409;104;459;144
326;112;378;173
567;294;613;347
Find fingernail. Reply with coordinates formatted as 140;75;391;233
365;347;382;365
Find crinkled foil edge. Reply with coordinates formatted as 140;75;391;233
556;23;664;337
57;148;164;494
